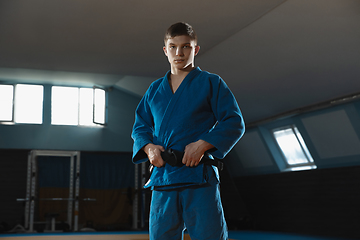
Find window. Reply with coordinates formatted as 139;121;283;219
93;88;106;125
51;86;106;126
272;125;316;171
79;88;94;126
0;84;43;124
0;85;14;122
15;84;44;124
52;87;79;125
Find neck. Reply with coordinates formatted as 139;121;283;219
168;66;196;94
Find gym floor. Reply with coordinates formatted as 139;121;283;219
0;231;345;240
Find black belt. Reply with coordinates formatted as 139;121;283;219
160;148;223;171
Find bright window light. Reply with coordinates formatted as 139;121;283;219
52;87;79;125
94;88;106;125
79;88;95;126
14;84;43;124
51;86;106;126
273;125;316;171
0;85;14;121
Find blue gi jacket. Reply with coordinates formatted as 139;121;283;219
132;67;245;188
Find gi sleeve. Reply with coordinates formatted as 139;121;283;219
131;90;154;164
200;77;245;159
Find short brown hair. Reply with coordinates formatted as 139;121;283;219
164;22;197;44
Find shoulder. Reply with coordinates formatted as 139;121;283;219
196;69;227;88
144;74;167;96
196;69;235;99
149;77;164;89
197;69;222;81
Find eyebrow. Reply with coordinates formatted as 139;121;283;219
168;42;191;46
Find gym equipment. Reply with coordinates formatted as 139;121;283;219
17;150;81;232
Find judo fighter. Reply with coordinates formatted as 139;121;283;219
131;22;245;240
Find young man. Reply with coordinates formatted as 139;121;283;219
132;22;245;240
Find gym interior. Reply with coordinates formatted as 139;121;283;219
1;1;360;239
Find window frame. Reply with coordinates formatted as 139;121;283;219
14;84;44;124
1;83;44;124
272;125;317;171
0;84;15;123
51;85;107;127
92;86;107;126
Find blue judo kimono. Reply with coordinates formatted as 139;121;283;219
131;67;245;239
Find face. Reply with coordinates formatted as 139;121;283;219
163;35;200;72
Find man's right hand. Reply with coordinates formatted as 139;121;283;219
143;143;165;168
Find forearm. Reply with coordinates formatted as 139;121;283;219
196;139;215;154
143;143;154;155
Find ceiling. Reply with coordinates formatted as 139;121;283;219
1;0;360;124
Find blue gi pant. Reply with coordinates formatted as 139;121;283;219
149;168;228;240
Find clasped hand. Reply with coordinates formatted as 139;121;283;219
143;140;213;168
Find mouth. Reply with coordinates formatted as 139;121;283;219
174;59;184;63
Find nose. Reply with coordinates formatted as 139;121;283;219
176;47;184;56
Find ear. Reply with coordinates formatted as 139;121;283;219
194;45;200;56
163;46;168;56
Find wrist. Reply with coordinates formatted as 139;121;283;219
197;139;214;153
143;143;153;155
